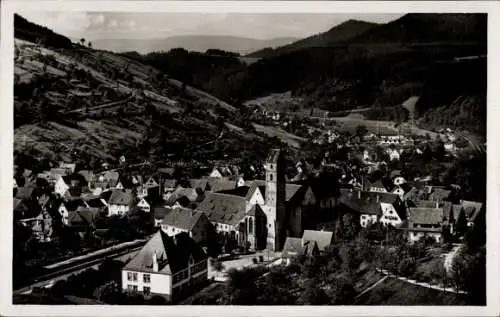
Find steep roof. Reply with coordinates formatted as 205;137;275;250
189;178;209;191
124;231;207;275
163;209;204;231
281;237;303;259
245;183;266;201
77;170;95;183
154;207;171;220
408;207;444;225
286;184;304;202
108;190;133;205
196;192;246;225
302;230;333;251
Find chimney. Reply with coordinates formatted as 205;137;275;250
152;251;158;272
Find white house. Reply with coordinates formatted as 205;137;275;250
136;197;151;213
209;168;224;178
57;201;69;225
379;202;402;227
108;189;134;216
54;176;70;197
387;148;400;161
392;186;406;199
121;231;208;302
368;180;387;193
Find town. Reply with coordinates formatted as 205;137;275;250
13;124;486;305
11;11;487;307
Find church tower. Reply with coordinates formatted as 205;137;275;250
263;149;287;251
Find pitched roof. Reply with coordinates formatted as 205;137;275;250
77;170;95;183
189;178;209;191
209;179;238;193
168;187;198;203
408;207;444;225
461;200;484;222
124;231;207;275
414;200;440;209
100;171;120;181
154;207;171;220
302;230;333;251
245;183;266;201
286;184;304;202
368;179;386;189
108;190;133;205
157;167;175;176
196;192;246;225
281;237;303;258
15;187;35;200
429;188;452;202
216;186;250;198
163;209;203;231
163;179;178;188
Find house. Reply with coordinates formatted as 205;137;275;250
281;237;320;265
160;209;214;244
59;162;76;174
164;187;199;208
460;200;484;228
387;148;400;161
379;202;403;227
108;190;134;216
137;197;152;213
393;175;406;186
407;207;444;243
54;200;70;225
78;170;96;187
391;183;411;199
163;179;178;194
301;230;334;251
68;207;98;232
144;176;160;189
189;179;209;192
367;180;388;193
121;231;208;302
154;207;171;227
55;176;71;197
428;188;452;203
15;186;38;201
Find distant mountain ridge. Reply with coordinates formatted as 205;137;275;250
90;35;299;55
247;19;379;58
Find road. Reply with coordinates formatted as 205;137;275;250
377;268;468;294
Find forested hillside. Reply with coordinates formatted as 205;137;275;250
127;13;486;136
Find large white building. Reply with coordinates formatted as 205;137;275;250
122;230;208;302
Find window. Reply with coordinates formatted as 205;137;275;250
143;286;151;295
269;174;273;181
127;272;133;281
128;285;133;290
249;217;253;234
133;273;138;281
143;274;151;283
133;285;138;291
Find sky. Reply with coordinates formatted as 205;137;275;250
18;11;402;40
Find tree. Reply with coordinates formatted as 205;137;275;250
80;38;85;46
355;125;368;138
88;41;92;48
297;278;330;305
342;213;359;240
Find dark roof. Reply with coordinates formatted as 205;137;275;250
286;184;304;202
15;187;35;200
414;200;440;209
216;186;250;198
408;207;444;225
246;204;264;217
428;188;452;202
157;167;175;176
64;199;87;212
108;190;133;205
368;179;386;190
302;230;333;250
68;207;97;227
163;209;204;231
389;170;402;179
209;179;238;193
196;192;246;225
165;187;198;206
154;207;171;220
124;231;207;275
281;237;303;258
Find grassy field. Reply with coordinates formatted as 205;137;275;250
252;123;306;148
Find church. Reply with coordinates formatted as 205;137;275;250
196;149;316;251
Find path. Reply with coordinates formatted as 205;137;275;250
354;275;389;301
377;268;468;294
444;244;462;273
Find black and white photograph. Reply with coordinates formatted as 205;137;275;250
1;0;499;316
